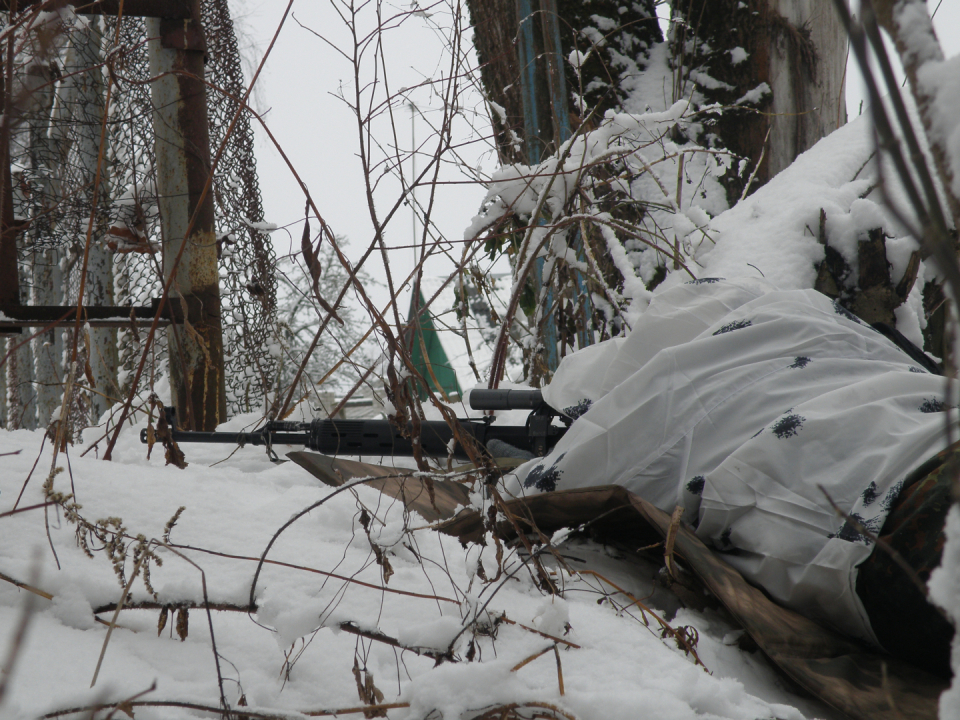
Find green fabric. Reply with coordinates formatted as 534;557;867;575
407;290;462;401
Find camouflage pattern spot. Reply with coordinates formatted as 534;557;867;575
686;476;705;496
833;300;862;324
563;399;593;420
713;319;753;336
523;453;566;493
772;413;805;439
919;398;946;413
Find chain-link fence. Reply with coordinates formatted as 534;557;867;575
2;1;277;433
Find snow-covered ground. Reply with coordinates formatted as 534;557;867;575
4;1;960;715
0;412;845;720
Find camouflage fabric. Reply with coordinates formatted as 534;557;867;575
856;443;958;678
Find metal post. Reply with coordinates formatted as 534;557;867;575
539;0;594;352
516;0;559;377
516;0;596;377
147;5;226;431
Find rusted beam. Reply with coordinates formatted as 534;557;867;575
147;3;226;431
0;301;184;333
0;0;192;18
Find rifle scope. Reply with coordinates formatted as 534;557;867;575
467;388;544;410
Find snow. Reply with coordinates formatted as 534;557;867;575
242;219;279;233
916;54;960;201
694;116;857;284
4;3;960;716
728;47;748;66
734;82;769;106
0;418;841;719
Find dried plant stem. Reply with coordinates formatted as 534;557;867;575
499;616;580;648
0;501;55;520
553;643;565;695
576;569;706;668
170;542;460;605
250;474;419;608
739;126;771;203
304;702;411;717
160;543;229;711
91;549;147;687
40;699;412;720
510;644;554;672
471;702;577;720
338;621;450;662
0;553;42;705
0;569;52;600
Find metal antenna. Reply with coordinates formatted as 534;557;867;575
409;100;417;251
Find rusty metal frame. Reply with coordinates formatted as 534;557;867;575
1;0;225;430
0;299;184;332
0;1;192;18
0;2;196;308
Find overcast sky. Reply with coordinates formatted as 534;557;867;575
232;0;960;317
231;0;493;319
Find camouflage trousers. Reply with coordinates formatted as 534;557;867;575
856;443;957;678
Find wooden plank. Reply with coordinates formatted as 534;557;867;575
437;485;946;720
286;451;474;524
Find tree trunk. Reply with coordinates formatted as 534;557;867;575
467;0;661;164
768;0;847;177
28;42;61;429
673;0;846;200
72;18;118;426
6;245;36;429
0;338;6;427
466;0;662;375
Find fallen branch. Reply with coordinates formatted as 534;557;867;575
39;699;412;719
338;621;453;662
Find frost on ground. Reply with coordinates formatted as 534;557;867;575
0;418;839;719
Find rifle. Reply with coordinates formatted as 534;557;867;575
140;389;568;461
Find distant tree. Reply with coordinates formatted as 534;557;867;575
272;236;378;410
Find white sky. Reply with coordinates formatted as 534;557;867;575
231;1;496;320
233;0;960;319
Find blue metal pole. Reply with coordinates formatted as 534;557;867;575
539;0;595;353
516;0;560;375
